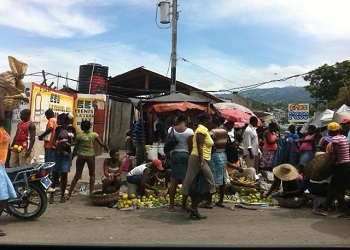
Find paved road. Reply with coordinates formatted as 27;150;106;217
1;152;350;247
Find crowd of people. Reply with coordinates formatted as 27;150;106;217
125;112;350;220
2;102;350;237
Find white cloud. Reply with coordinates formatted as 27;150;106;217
183;0;350;41
0;0;348;94
0;0;108;38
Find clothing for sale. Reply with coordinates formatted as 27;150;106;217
273;139;295;167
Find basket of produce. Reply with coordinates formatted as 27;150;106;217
89;190;119;206
305;153;335;181
275;196;306;208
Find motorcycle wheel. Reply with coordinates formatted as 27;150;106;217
6;182;48;220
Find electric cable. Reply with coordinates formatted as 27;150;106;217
20;34;168;58
178;55;243;87
25;60;349;95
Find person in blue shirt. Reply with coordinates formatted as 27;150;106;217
132;115;149;166
287;124;300;163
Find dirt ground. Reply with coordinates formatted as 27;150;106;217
1;151;350;247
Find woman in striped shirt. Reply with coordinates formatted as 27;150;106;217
316;122;350;218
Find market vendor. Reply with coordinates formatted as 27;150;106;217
265;164;302;198
101;149;123;193
126;158;164;196
226;155;256;181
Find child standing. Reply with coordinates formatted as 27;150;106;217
67;120;108;199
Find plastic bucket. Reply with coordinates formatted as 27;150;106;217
146;145;158;160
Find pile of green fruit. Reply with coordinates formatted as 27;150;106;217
118;186;186;210
238;188;272;203
117;193;168;209
118;185;263;210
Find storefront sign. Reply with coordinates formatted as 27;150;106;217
288;103;309;123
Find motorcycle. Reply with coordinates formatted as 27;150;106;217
4;162;55;220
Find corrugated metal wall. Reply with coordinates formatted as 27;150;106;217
107;100;134;150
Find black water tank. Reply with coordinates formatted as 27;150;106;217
78;63;109;94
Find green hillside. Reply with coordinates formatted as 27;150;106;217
216;86;314;104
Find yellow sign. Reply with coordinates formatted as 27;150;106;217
73;94;106;133
30;83;75;134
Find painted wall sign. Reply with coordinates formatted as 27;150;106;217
30;83;74;135
73;94;106;133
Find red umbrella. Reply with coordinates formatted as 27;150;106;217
214;103;263;128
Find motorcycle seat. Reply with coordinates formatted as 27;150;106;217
5;164;38;174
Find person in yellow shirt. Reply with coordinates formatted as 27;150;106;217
180;113;215;220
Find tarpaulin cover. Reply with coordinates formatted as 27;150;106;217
141;93;215;115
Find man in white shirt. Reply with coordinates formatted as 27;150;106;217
126;158;164;196
243;116;259;171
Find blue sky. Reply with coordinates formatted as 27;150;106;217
0;0;349;94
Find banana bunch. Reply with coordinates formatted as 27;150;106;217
235;177;256;186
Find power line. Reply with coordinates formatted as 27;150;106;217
25;61;348;95
178;55;243;87
178;49;264;78
21;34;168;58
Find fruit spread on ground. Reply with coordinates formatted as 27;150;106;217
114;178;272;210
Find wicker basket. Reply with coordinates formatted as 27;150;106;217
3;97;20;111
3;93;29;111
89;190;119;206
305;153;335;181
275;196;306;208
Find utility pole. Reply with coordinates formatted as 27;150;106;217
170;0;177;94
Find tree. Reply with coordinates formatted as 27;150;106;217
303;60;350;104
329;86;349;109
